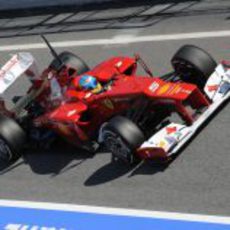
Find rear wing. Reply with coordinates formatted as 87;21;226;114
0;52;39;94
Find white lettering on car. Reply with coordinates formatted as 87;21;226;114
4;224;66;230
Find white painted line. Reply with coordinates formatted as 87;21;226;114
0;30;230;51
0;199;229;225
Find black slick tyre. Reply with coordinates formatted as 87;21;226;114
171;45;217;89
0;115;26;163
102;116;145;164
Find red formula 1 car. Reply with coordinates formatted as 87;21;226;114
0;36;229;164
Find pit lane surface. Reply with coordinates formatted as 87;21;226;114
0;0;229;217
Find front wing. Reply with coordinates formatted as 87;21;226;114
137;63;230;160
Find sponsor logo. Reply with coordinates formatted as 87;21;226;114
157;84;170;95
3;72;16;85
158;140;167;148
165;136;177;145
207;84;219;92
157;84;172;95
84;92;92;99
219;82;230;95
149;82;159;92
166;126;177;135
0;55;18;79
181;89;192;94
169;85;181;95
67;109;77;117
115;61;123;68
173;131;183;140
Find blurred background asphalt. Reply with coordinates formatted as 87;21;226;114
0;0;138;14
0;0;111;10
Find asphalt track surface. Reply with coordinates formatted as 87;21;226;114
0;0;229;217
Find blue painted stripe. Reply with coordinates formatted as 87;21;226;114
0;206;230;230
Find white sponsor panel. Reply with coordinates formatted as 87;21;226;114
204;64;230;101
0;53;37;94
140;123;191;152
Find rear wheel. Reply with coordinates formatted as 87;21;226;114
49;51;90;75
101;116;145;164
0;115;26;163
171;45;217;89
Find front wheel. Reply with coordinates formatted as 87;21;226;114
101;116;145;164
171;45;217;90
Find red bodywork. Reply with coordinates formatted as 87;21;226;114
31;55;209;153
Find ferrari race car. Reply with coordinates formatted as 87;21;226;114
0;35;229;165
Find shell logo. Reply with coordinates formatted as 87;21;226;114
157;83;171;95
158;140;167;148
170;85;181;95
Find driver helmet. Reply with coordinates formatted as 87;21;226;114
78;75;102;94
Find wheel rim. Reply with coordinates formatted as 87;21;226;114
103;130;134;163
0;138;13;161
